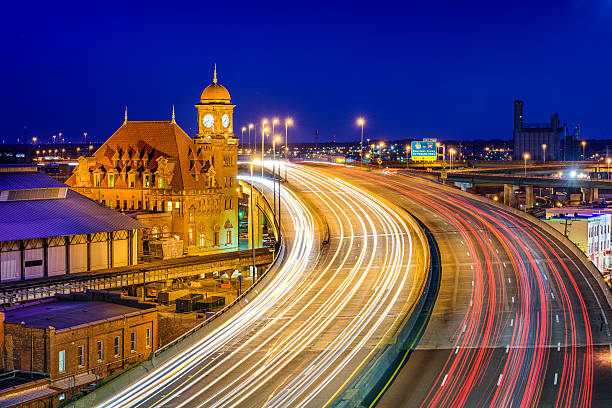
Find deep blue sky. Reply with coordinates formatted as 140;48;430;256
1;0;611;144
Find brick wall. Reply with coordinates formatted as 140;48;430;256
2;308;157;380
2;323;49;373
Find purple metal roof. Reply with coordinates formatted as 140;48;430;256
0;189;146;241
0;172;67;190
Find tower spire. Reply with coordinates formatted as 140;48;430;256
213;63;217;84
124;106;128;124
171;105;176;123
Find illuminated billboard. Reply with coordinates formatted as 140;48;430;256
411;140;437;162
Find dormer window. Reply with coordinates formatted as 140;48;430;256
144;174;150;188
128;174;135;188
158;177;165;188
94;173;101;187
108;173;115;188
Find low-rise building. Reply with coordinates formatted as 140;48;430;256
543;213;611;271
0;290;158;406
0;165;145;283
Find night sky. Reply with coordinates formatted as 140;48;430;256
1;0;611;144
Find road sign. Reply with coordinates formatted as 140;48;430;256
441;171;447;179
411;141;437;162
377;158;382;165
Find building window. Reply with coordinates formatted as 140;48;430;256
226;230;232;245
214;231;219;246
59;393;66;401
158;177;165;188
59;350;66;373
78;345;85;367
189;227;194;246
97;341;103;361
175;201;180;209
189;208;195;223
108;173;115;188
94;173;101;187
167;201;173;212
144;175;150;188
109;199;114;208
152;227;159;239
129;174;135;188
146;328;151;348
114;336;121;357
199;232;205;247
130;332;136;353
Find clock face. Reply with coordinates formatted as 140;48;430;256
203;114;214;128
222;114;230;128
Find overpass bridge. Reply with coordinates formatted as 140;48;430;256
404;168;612;208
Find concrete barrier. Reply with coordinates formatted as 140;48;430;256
333;210;437;408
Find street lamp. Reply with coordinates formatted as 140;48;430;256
52;135;56;144
272;135;281;223
250;157;260;281
32;137;37;145
241;127;246;150
261;119;268;195
523;152;530;177
248;124;253;152
541;144;547;163
449;148;456;170
405;145;411;167
607;157;611;180
272;135;282;240
582;141;586;160
285;118;293;180
357;118;365;166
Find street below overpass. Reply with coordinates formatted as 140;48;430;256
321;163;612;408
89;164;427;408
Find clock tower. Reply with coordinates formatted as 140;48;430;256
195;65;236;140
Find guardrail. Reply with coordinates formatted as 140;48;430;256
334;211;441;407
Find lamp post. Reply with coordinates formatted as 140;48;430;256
273;135;282;240
582;141;586;160
357;118;365;166
607;157;611;180
250;158;259;281
405;145;410;167
449;148;456;170
542;144;547;163
52;135;56;144
272;135;281;223
285;118;293;180
241;127;246;151
523;153;530;177
248;124;253;152
261;120;268;195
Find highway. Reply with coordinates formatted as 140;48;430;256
318;164;612;407
91;164;426;408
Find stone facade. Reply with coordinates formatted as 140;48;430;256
66;70;239;255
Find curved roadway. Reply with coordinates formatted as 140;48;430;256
92;165;426;408
321;164;612;408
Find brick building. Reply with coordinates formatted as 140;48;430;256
0;290;157;406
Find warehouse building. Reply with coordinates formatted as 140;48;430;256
0;165;145;283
